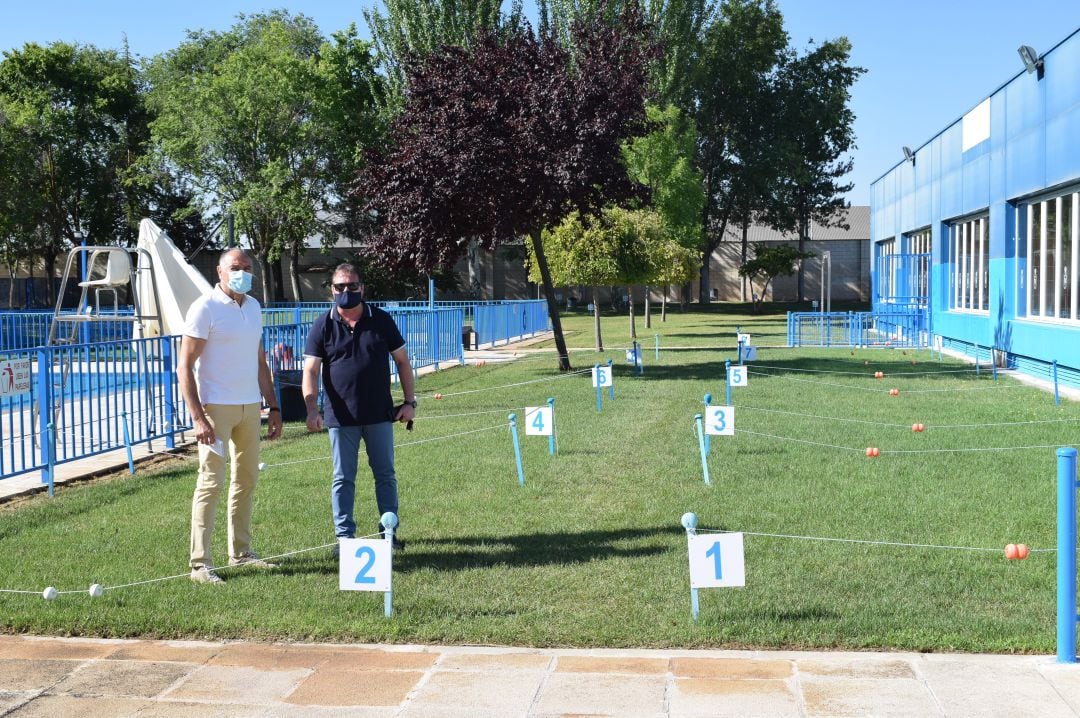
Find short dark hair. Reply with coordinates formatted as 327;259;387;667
333;263;363;282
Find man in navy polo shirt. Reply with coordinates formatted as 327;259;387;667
301;264;416;551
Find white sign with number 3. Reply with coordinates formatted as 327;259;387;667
705;406;735;436
592;366;612;388
688;533;745;588
728;366;748;387
338;539;392;592
524;406;553;436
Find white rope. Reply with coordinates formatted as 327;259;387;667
737;427;1068;455
416;367;591;400
734;403;1080;430
750;363;979;377
694;527;1054;553
736;428;866;453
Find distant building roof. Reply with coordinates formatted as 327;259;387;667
719;205;869;243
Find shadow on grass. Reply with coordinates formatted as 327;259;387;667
272;525;682;578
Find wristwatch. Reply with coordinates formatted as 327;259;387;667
404;399;417;409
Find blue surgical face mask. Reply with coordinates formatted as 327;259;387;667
227;270;253;294
334;290;363;310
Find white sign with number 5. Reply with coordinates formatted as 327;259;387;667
592;366;612;388
728;366;748;387
524;406;553;436
705;406;735;436
338;539;392;592
688;533;745;588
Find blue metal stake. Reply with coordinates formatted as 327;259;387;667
1056;447;1078;663
703;394;712;454
975;344;980;376
547;397;556;456
594;363;602;412
636;341;643;375
682;512;700;621
737;339;744;365
607;359;614;399
121;411;135;475
655;334;659;360
381;511;398;618
162;339;175;449
46;422;55;498
509;413;525;486
725;361;732;406
1054;360;1061;406
694;414;710;486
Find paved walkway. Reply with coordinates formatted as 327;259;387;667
1;635;1079;717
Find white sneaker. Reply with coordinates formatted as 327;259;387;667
228;552;277;569
190;566;224;584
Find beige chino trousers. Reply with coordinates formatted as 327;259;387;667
190;402;262;568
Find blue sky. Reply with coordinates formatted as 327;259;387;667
3;1;1079;206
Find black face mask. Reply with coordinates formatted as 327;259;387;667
334;290;363;309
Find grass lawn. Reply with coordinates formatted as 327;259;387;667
1;305;1076;652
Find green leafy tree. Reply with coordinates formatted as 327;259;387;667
646;237;699;320
0;41;145;303
0;108;44;306
144;11;384;303
767;38;864;300
737;242;813;311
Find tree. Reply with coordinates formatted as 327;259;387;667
358;12;654;370
144;11;384;304
364;0;523;114
737;242;813;311
647;237;699;321
0;41;145;304
768;38;864;300
691;0;787;303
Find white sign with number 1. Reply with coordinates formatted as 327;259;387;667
688;533;745;588
524;406;553;436
338;539;392;592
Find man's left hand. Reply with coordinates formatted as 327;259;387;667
394;404;415;423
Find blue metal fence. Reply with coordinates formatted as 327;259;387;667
474;301;549;347
0;336;189;482
787;310;929;349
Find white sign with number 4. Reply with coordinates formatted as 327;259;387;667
338;539;392;592
688;532;745;588
705;406;735;436
592;366;612;388
524;406;553;436
728;366;748;387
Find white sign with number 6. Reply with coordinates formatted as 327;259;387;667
705;406;735;436
524;406;553;436
688;533;745;588
728;366;748;387
592;366;612;388
338;539;392;592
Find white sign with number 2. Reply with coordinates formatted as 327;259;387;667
688;533;745;588
338;539;392;592
524;406;553;436
705;406;735;436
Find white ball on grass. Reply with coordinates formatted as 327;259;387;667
42;587;58;601
88;584;104;598
258;462;267;470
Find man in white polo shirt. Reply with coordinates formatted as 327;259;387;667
178;248;282;584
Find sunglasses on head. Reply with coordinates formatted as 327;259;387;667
332;282;361;292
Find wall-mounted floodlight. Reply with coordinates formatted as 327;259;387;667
902;146;915;164
1018;44;1043;77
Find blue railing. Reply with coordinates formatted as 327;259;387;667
474;301;549;347
787;310;929;349
0;309;136;351
0;336;190;482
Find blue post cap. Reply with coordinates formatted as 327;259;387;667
693;413;702;421
1059;447;1078;457
508;413;517;423
704;393;712;403
380;512;399;530
681;512;698;529
547;397;555;405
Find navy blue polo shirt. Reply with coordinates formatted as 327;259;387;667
304;303;406;427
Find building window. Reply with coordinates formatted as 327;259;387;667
906;228;931;306
1024;191;1077;321
949;214;988;312
875;237;896;303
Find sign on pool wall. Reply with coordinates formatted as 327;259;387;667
0;359;31;398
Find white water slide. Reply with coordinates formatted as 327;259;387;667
134;219;212;338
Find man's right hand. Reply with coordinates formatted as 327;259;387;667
306;408;324;432
194;417;215;445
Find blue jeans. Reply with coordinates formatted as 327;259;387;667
328;423;398;538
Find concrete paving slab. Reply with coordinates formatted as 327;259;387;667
670;656;793;680
554;655;669;675
284;668;423;707
0;659;79;691
918;658;1075;718
52;659;194;698
436;652;552;671
1039;661;1080;714
131;701;286;717
103;640;222;663
532;672;666;716
404;667;544;715
162;664;310;705
796;655;917;679
668;677;800;718
801;676;942;717
5;693;149;717
207;643;336;671
0;691;35;713
0;635;115;660
318;647;438;671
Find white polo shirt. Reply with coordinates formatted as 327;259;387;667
183;285;263;405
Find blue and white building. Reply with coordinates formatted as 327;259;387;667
871;28;1080;386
